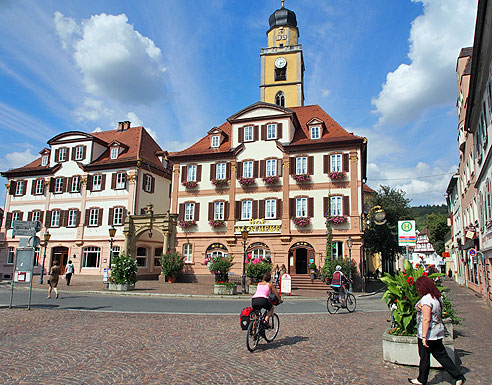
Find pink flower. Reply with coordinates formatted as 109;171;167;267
252;258;260;265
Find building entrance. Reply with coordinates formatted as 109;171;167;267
289;242;315;275
51;246;69;274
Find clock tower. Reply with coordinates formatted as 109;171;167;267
260;1;305;108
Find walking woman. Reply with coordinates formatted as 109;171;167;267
408;276;465;385
47;261;60;299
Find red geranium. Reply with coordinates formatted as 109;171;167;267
422;272;428;276
406;276;414;285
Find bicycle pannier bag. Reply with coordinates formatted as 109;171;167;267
240;306;254;330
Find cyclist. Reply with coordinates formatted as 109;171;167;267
251;271;281;325
330;265;350;307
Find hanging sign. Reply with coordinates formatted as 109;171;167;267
398;220;416;246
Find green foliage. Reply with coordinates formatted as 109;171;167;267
109;252;138;284
160;251;185;278
322;257;357;282
215;281;236;289
246;259;273;282
441;292;462;325
381;260;444;336
309;262;317;270
206;254;234;282
409;204;448;231
426;213;449;255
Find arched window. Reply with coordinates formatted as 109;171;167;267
275;91;285;107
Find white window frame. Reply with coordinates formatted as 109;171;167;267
12;211;21;223
89;208;99;227
41;156;48;166
67;209;77;227
330;196;343;216
54;178;63;194
252;248;270;260
35;179;44;195
241;200;252;220
34;247;40;266
112;246;121;259
75;146;84;160
7;247;15;264
183;243;193;263
187;165;197;182
136;247;148;268
185;203;195;221
31;211;41;223
310;126;321;139
93;175;102;191
214;201;225;220
58;148;67;162
15;180;24;196
267;124;277;139
244;126;253;142
51;210;61;227
113;207;124;226
265;199;276;219
296;197;307;217
211;135;220;148
144;174;152;192
116;173;126;189
82;246;100;268
243;161;253;178
216;163;226;180
296;157;307;175
110;147;119;159
266;159;277;177
330;154;342;172
71;176;80;192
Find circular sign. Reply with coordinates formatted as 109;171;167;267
468;248;476;257
401;221;413;232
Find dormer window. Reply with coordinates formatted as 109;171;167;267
311;126;321;139
267;124;277;140
110;147;119;160
58;148;67;162
244;126;253;142
74;146;85;161
41;156;48;166
211;135;220;148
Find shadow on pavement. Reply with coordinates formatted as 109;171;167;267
63;306;112;311
257;335;309;351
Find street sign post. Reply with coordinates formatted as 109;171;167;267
468;248;477;264
398;220;416;260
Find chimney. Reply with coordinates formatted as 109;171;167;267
117;121;125;131
123;121;131;130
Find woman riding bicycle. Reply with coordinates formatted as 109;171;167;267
251;272;281;324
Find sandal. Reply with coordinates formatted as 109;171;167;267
408;379;424;385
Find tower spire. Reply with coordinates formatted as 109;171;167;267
281;0;285;8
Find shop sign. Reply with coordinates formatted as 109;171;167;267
234;218;281;234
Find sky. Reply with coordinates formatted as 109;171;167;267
0;0;479;207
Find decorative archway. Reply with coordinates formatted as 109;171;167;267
289;242;315;275
205;243;228;258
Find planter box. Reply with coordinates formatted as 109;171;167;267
108;283;135;291
382;322;455;368
214;284;237;295
249;285;258;295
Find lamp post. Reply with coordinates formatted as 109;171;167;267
346;236;353;292
241;229;249;294
39;231;51;284
108;225;116;269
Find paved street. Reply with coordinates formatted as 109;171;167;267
0;280;490;384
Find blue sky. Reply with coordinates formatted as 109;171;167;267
0;0;478;206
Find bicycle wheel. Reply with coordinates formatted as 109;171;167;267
326;296;339;314
264;313;280;342
246;319;260;352
346;293;356;312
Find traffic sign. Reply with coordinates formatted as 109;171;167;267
468;248;477;263
12;220;41;237
398;220;416;246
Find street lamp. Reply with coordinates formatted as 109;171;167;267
108;225;116;269
241;229;249;294
346;236;353;292
39;231;51;284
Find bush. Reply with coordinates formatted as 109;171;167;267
109;252;138;285
321;257;356;282
309;263;317;270
161;251;185;278
205;254;234;282
245;255;273;282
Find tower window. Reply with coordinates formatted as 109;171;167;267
275;91;285;107
275;67;286;81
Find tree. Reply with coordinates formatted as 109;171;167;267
426;213;449;255
364;185;411;274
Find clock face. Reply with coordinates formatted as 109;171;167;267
275;57;287;69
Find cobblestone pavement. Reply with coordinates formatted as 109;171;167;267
0;280;489;385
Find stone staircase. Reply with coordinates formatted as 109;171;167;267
290;274;329;291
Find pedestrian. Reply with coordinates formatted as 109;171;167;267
375;268;380;279
280;264;287;276
47;261;60;299
448;269;452;279
65;260;74;286
273;265;280;288
408;276;465;385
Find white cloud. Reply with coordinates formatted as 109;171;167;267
371;0;476;127
350;127;403;162
321;89;331;97
125;112;158;141
74;98;113;121
54;12;166;104
0;147;38;171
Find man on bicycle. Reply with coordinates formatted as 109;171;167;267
330;265;350;307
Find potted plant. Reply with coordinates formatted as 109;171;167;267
161;251;185;282
328;171;347;180
204;254;236;294
309;262;317;279
182;180;198;189
178;219;196;229
209;219;226;228
245;254;273;294
263;175;280;185
211;178;229;187
292;173;311;183
292;217;311;227
238;177;255;186
325;215;348;224
108;252;138;291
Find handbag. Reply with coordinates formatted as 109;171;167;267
47;279;50;285
268;292;280;305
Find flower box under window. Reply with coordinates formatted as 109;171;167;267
209;219;226;227
292;217;311;227
263;175;280;184
329;171;347;180
178;220;196;228
211;178;229;187
325;215;348;224
183;181;198;189
292;174;311;183
238;177;255;186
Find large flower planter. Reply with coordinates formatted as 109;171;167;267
248;285;257;295
108;283;135;291
382;321;455;368
214;284;237;295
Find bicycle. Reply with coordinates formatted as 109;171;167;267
246;304;281;352
326;288;356;313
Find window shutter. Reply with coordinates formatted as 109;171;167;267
208;202;214;221
49;178;55;193
238;126;244;143
254;125;259;141
111;173;116;189
31;180;36;195
259;200;265;218
196;165;202;182
108;208;114;225
55;149;60;162
323;197;328;216
86;175;93;191
97;208;103;226
210;164;216;180
235;201;241;220
236;162;242;178
308;197;314;217
62;210;68;227
46;211;52;228
71;148;76;160
194;203;200;221
122;173;127;185
226;163;231;180
343;154;349;172
9;181;16;195
277;158;283;176
178;204;185;221
253;161;259;178
324;155;330;174
224;202;229;220
343;196;349;216
181;166;187;183
82;146;87;160
252;200;258;219
142;174;147;190
122;208;127;224
41;179;45;194
68;177;73;192
101;174;106;190
84;209;90;226
276;199;282;219
150;176;155;193
289;198;295;218
277;123;283;139
308;156;314;175
261;125;266;140
18;212;23;220
27;211;32;221
260;160;266;178
290;157;295;175
62;177;68;192
6;212;12;228
75;210;80;226
39;211;44;224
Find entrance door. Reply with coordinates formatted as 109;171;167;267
295;248;308;274
51;247;69;274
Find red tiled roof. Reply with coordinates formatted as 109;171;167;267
363;184;376;194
